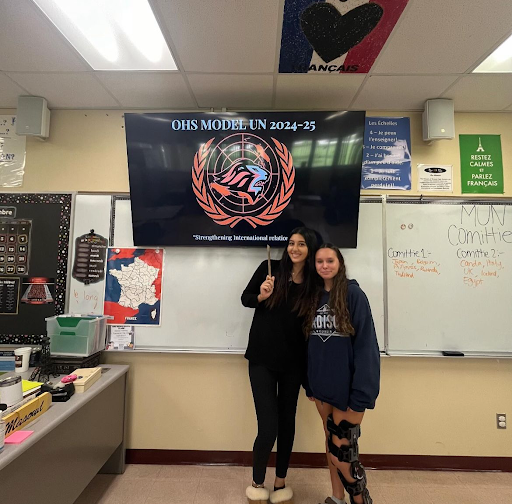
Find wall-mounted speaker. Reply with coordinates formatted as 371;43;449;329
422;99;454;142
16;96;51;138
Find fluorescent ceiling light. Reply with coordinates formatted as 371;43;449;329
473;33;512;73
32;0;177;70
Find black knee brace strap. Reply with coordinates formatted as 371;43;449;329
328;438;359;463
337;462;366;495
327;416;361;443
337;462;372;504
326;415;361;463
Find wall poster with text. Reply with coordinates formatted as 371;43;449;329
361;116;411;190
0;115;26;188
460;135;504;194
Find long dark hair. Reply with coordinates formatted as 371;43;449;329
266;227;319;317
304;244;355;337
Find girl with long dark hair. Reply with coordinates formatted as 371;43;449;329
304;244;380;504
242;227;319;504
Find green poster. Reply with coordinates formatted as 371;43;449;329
459;135;504;194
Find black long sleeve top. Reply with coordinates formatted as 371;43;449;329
242;259;307;372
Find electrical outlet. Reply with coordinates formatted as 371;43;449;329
496;413;507;429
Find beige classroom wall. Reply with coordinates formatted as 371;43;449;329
2;109;512;456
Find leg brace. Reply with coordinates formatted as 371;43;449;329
326;415;372;504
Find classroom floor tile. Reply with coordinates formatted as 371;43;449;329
96;477;155;504
201;465;246;481
456;470;512;487
290;483;337;504
367;469;425;487
145;478;199;504
74;465;512;504
284;467;332;485
156;464;205;480
194;478;246;504
122;463;163;480
73;474;116;504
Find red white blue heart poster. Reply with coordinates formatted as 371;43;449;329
279;0;409;74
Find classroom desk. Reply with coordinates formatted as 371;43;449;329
0;364;129;504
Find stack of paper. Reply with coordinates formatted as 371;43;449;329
22;379;43;398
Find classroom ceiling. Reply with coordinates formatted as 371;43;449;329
1;0;512;112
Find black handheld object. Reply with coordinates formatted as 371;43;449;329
442;351;465;357
39;382;75;402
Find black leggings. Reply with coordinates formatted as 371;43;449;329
249;362;302;485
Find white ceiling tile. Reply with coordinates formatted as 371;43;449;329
96;72;196;109
352;75;458;110
0;0;509;112
372;0;512;74
0;73;28;108
443;75;512;111
275;74;365;110
154;0;280;73
6;73;119;109
0;0;88;72
187;74;273;109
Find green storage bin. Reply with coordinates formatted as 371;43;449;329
46;315;109;357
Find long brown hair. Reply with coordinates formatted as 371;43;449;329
266;227;319;317
304;244;355;337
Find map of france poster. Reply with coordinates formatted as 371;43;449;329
104;248;164;326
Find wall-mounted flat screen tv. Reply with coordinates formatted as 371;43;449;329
125;111;365;247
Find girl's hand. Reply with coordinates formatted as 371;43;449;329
258;275;275;301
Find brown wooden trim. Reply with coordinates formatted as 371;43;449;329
125;450;512;472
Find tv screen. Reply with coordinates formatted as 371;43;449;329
125;111;365;247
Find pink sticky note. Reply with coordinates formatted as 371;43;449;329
5;431;34;444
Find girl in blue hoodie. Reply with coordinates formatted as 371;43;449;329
305;244;380;504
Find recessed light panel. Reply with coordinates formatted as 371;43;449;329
32;0;177;70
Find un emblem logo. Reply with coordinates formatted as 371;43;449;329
192;134;295;228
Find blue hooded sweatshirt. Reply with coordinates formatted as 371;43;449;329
306;279;380;412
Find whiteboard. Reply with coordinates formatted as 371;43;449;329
110;196;385;352
112;197;268;351
341;200;384;351
68;194;112;315
386;200;512;355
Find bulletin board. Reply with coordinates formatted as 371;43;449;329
0;193;72;344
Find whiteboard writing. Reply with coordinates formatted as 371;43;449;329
445;205;511;289
386;201;512;354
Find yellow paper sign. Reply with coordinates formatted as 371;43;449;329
4;392;51;437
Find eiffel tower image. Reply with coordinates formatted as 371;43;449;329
476;137;485;152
